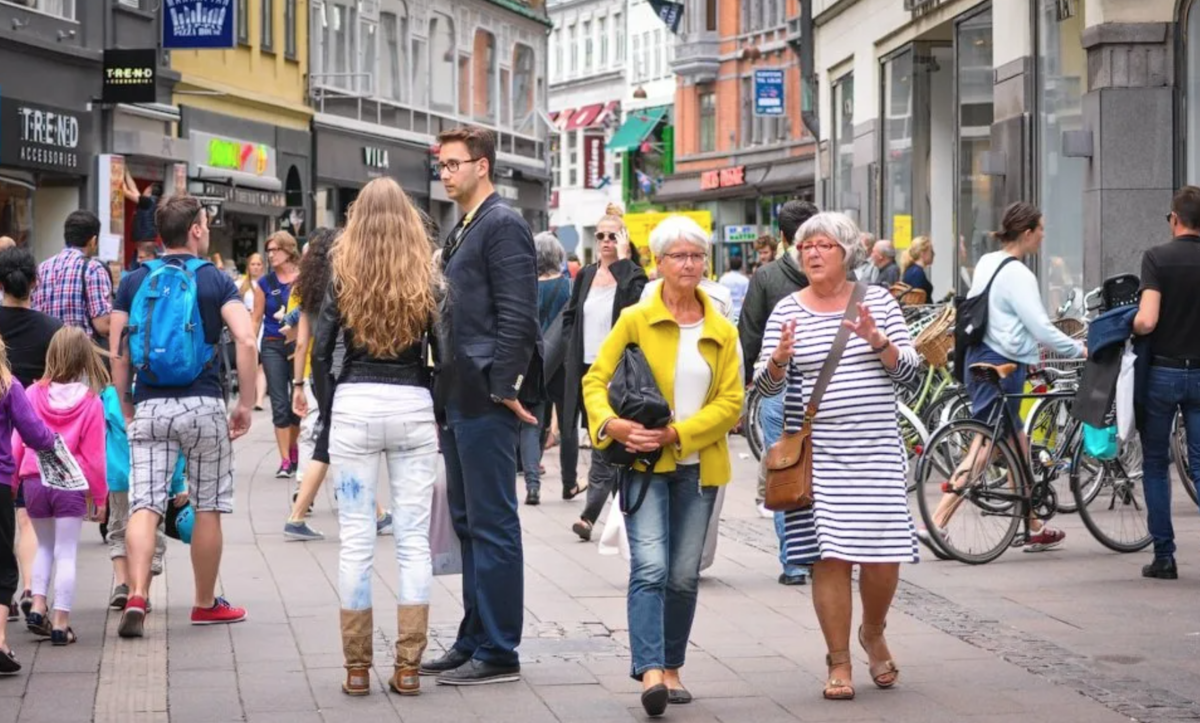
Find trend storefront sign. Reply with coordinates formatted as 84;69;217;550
0;98;90;174
102;49;158;104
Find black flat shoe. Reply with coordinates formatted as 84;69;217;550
667;686;692;704
26;612;50;638
435;659;521;686
1143;557;1178;580
572;520;593;542
419;648;471;676
525;489;541;506
0;647;19;675
641;684;669;717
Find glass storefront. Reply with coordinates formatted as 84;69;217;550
955;6;994;293
0;178;33;246
1036;0;1086;312
832;74;855;220
1187;0;1200;184
882;50;913;243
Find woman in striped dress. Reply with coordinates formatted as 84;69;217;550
754;212;921;701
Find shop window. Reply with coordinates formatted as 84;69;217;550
381;9;409;102
568;24;578;75
699;88;716;153
238;0;250;44
599;17;608;68
1190;0;1200;184
514;44;536;127
584;20;593;73
429;14;455;112
474;30;497;123
882;49;914;242
261;0;275;52
285;0;297;59
0;180;33;247
553;28;562;80
831;73;854;218
412;37;427;106
956;7;994;293
615;13;625;63
568;132;579;187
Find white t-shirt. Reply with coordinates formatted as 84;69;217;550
582;284;617;363
674;320;711;466
718;271;749;321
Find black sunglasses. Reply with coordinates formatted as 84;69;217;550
595;232;619;242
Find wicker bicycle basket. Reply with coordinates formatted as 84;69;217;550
913;305;956;368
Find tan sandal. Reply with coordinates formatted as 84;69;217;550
858;623;899;689
823;650;855;700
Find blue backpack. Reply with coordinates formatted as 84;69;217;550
128;258;215;387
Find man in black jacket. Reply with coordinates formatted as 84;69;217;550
422;127;540;685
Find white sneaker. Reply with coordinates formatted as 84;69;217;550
756;503;774;519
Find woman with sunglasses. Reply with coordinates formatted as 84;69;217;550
561;204;647;539
252;231;302;479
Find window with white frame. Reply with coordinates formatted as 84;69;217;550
599;16;608;68
22;0;76;20
641;31;650;81
653;29;662;77
514;44;536;126
568;24;577;74
584;20;593;72
699;88;716;152
632;34;642;81
330;3;351;88
615;13;624;64
360;19;377;95
285;0;297;58
380;11;409;102
553;28;562;80
430;14;455;111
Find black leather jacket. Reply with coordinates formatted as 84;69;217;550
313;281;436;391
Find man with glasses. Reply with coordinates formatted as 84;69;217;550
1132;186;1200;580
422;127;539;685
109;195;259;637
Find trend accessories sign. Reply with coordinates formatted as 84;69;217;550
0;98;89;174
163;0;236;49
190;131;276;178
102;49;158;104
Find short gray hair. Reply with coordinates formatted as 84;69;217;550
534;232;566;276
796;212;863;269
648;215;711;258
874;239;896;260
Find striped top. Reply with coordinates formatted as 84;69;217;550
754;285;921;564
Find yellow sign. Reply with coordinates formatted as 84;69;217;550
623;210;714;278
893;214;913;251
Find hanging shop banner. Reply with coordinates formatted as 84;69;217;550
648;0;684;34
96;155;126;262
893;214;913;251
754;69;785;117
102;49;158;104
163;0;236;49
583;134;606;189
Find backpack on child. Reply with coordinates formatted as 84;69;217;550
127;258;215;387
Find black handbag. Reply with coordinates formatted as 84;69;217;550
953;257;1018;382
602;344;672;515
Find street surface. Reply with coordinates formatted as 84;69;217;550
3;410;1200;723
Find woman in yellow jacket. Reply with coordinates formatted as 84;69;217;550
582;215;743;718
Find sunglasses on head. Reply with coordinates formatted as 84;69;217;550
595;232;619;242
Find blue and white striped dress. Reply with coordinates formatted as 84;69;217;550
755;285;921;565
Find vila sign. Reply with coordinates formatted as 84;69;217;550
164;0;236;49
0;99;88;174
103;49;158;104
363;147;390;170
583;134;605;189
700;166;746;191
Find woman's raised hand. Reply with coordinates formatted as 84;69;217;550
771;319;797;368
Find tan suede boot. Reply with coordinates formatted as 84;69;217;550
389;605;429;695
340;609;374;696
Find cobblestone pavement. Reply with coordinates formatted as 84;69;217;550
3;412;1200;722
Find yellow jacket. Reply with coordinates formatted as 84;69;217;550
582;283;744;487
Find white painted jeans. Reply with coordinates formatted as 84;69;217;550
330;384;439;610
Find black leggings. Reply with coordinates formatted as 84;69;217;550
261;338;301;429
0;484;16;607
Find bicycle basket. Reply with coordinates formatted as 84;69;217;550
913;305;956;369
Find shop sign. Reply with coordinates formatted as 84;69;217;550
102;49;158;104
198;182;286;209
583;134;605;189
0;98;88;174
496;183;520;202
163;0;236;49
753;69;785;117
191;131;276;178
724;225;758;244
700;166;746;191
363;146;390;170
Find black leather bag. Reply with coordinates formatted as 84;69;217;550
602;344;672;515
953;257;1018;382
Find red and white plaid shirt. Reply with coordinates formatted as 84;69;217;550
32;247;113;332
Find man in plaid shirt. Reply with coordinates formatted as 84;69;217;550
32;210;113;339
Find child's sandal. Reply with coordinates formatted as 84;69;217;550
51;628;77;646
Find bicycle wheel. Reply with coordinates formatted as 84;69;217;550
745;388;766;461
1072;434;1152;553
1172;411;1197;505
1023;396;1097;513
923;386;971;435
915;419;1023;564
900;402;929;493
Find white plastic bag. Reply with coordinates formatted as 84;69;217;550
597;499;630;560
36;434;87;492
429;459;463;576
1116;340;1136;442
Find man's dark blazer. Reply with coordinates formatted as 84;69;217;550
436;192;541;418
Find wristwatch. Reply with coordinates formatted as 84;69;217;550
871;338;892;353
293;379;307;387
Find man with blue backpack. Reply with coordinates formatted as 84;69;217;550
108;195;259;639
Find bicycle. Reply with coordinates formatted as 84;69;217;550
1172;411;1198;505
914;362;1150;564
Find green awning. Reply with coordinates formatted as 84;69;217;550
607;106;669;152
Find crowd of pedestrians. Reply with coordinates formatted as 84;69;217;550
0;124;1195;720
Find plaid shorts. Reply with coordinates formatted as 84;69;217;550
130;397;235;515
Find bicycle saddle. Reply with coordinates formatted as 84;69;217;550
969;362;1018;379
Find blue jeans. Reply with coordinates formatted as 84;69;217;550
625;465;717;679
518;403;546;492
1140;366;1200;560
759;392;808;578
440;404;524;667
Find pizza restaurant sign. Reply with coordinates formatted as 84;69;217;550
700;166;746;191
191;130;276;177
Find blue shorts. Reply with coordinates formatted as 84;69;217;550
965;344;1027;431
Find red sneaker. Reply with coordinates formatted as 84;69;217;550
118;596;147;638
1024;526;1066;553
191;597;248;626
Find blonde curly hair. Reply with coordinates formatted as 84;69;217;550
331;178;439;358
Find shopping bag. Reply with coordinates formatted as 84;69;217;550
1116;340;1136;442
699;485;725;572
1083;423;1118;461
36;434;87;492
429;460;462;576
597;499;630;560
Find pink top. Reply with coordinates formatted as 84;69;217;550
12;381;107;503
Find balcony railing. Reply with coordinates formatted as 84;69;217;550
670;32;719;83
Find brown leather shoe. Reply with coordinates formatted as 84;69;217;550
389;605;429;695
340;609;373;696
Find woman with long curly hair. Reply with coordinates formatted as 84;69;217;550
313;177;440;697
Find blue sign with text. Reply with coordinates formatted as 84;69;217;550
754;69;785;117
163;0;236;49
